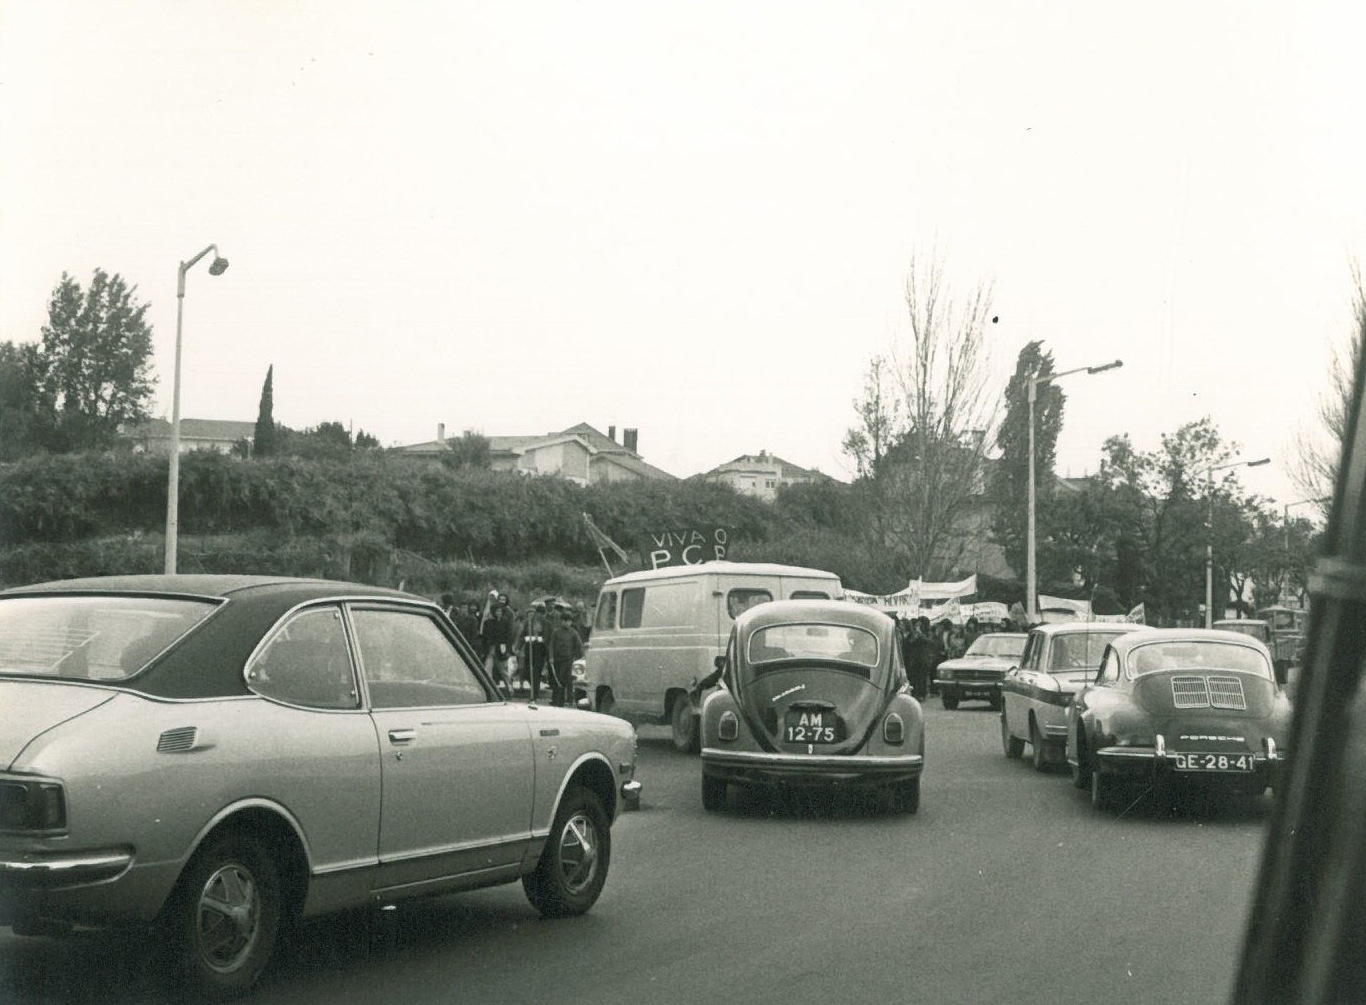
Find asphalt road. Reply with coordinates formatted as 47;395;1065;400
1;701;1271;1005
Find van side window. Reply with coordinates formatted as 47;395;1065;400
595;591;618;630
620;588;646;628
789;590;829;600
727;589;772;619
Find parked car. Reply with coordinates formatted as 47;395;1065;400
697;599;924;813
1065;628;1291;811
934;631;1027;710
1000;622;1150;771
0;575;641;999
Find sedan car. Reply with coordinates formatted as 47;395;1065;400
934;631;1027;710
0;575;641;999
1001;622;1151;771
1065;628;1291;811
698;600;924;813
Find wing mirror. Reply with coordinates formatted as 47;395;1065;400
714;654;727;671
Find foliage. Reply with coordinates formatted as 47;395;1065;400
0;341;53;461
253;366;278;457
442;430;492;470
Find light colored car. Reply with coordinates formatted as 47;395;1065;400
698;600;925;813
0;575;640;999
1000;621;1150;771
934;632;1027;710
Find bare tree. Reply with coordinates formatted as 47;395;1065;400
1292;264;1364;516
844;253;999;581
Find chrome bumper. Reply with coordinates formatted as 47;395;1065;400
701;748;923;784
1094;735;1283;772
0;848;132;888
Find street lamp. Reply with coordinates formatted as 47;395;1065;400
164;244;229;575
1203;456;1270;628
1026;358;1123;621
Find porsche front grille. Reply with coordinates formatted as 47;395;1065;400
1171;675;1247;711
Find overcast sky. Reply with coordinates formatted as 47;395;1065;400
2;1;1362;508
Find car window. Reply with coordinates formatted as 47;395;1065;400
1095;647;1120;684
248;606;358;709
351;607;490;708
965;634;1026;658
1049;632;1124;672
746;623;881;678
1125;640;1273;680
620;588;645;628
727;588;773;618
0;594;217;682
594;591;617;630
789;590;829;600
1021;631;1042;671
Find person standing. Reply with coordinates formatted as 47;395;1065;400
905;617;936;702
451;598;481;655
481;591;515;695
519;601;549;702
546;607;584;708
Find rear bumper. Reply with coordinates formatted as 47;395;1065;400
701;749;923;788
1085;735;1284;782
935;680;1002;699
0;845;177;930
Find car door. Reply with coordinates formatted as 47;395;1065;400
349;603;536;894
1003;630;1042;739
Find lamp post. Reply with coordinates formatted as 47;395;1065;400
1202;456;1270;628
1026;358;1123;621
1281;496;1328;603
164;245;229;575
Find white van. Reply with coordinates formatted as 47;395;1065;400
583;561;844;751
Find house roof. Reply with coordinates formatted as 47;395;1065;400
706;451;821;481
392;421;676;478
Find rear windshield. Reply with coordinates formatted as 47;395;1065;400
1128;641;1273;680
965;634;1026;658
0;595;218;681
746;623;883;682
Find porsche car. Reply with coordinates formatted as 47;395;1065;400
1065;628;1291;811
934;631;1027;710
1000;622;1151;771
0;575;640;999
698;600;924;813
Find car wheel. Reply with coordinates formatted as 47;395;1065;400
523;787;610;918
670;694;699;753
1090;769;1120;812
885;778;920;814
941;692;959;711
596;689;617;717
702;773;727;811
165;830;282;1000
1002;715;1025;759
1030;719;1050;773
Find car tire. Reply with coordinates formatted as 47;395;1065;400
522;787;610;918
885;778;920;814
1002;715;1025;759
1030;719;1050;773
702;773;727;811
941;692;959;711
1090;769;1121;812
670;694;699;753
1071;728;1092;789
164;830;282;1000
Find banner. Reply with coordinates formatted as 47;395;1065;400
905;575;977;601
641;526;729;569
1038;594;1092;622
1127;602;1146;625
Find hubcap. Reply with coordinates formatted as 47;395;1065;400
558;812;600;894
196;861;260;973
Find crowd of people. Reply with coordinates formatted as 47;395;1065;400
894;613;1020;701
440;590;592;707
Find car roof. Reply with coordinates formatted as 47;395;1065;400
975;631;1027;639
1027;621;1149;637
602;561;842;586
1108;626;1273;656
2;573;415;602
1215;618;1270;627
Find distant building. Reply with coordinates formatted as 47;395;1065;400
702;450;823;501
393;421;676;485
128;418;255;456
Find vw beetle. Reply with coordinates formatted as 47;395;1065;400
697;600;924;813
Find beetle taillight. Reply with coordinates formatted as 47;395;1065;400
718;711;739;741
883;713;906;745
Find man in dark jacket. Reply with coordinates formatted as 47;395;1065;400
905;616;937;701
519;601;549;702
545;607;584;708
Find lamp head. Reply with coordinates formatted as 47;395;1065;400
208;256;229;276
1247;457;1271;468
1088;360;1123;374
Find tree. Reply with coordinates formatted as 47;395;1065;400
40;269;155;450
443;430;492;470
843;253;998;580
0;341;54;459
253;366;278;457
989;341;1065;579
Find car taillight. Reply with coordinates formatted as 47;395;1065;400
0;780;67;832
883;713;906;745
718;711;739;741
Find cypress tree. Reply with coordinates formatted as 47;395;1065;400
253;365;277;457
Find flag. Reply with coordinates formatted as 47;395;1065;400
583;513;629;563
1127;602;1146;625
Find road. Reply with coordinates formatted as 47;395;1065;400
1;701;1270;1004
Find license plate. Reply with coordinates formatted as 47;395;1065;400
784;710;838;744
1173;752;1254;772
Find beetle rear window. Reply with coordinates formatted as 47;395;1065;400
747;623;882;677
0;595;218;681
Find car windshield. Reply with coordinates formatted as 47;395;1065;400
746;623;882;678
0;595;218;681
964;634;1025;658
1127;641;1273;679
1048;632;1127;672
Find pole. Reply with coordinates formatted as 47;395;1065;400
1026;379;1037;622
164;264;188;574
1205;476;1215;628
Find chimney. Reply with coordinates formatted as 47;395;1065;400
623;428;638;453
437;423;446;443
608;425;616;442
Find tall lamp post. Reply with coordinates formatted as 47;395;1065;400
1203;456;1270;628
164;245;229;574
1026;358;1123;621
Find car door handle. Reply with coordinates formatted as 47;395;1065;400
387;728;416;744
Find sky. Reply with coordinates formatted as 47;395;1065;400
2;1;1363;511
